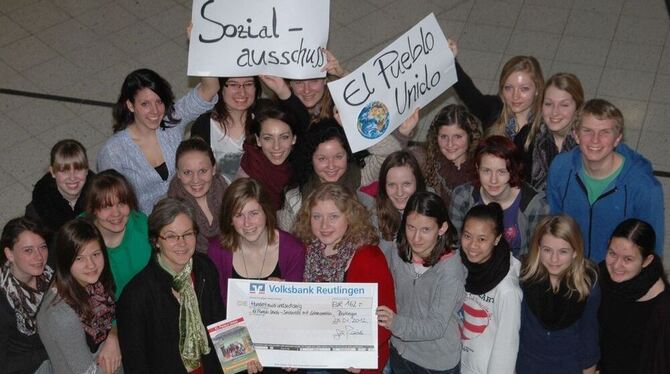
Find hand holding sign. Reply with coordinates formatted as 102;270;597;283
328;14;457;153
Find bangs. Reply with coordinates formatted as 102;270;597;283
52;153;88;172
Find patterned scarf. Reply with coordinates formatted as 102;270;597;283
157;255;210;371
0;262;53;335
303;239;357;282
80;282;115;352
531;123;577;190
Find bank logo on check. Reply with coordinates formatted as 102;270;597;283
249;283;266;294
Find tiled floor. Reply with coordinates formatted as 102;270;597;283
1;0;669;263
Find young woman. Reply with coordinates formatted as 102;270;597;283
84;169;152;300
235;104;299;210
517;215;599;374
26;139;94;234
117;197;227;374
449;135;548;257
598;219;670;374
377;192;466;374
98;68;219;214
413;104;481;204
1;217;52;374
207;178;306;302
36;218;119;374
190;76;262;183
521;73;583;190
294;182;396;373
459;203;522;374
168;137;228;254
449;40;544;141
373;151;427;258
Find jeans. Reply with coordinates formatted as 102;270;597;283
389;346;460;374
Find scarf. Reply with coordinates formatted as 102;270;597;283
599;255;665;302
303;239;357;283
0;262;53;335
522;276;588;330
32;172;90;232
301;161;362;202
240;142;292;211
436;155;476;204
530;124;577;190
169;173;227;253
79;282;115;352
157;255;210;371
461;240;511;295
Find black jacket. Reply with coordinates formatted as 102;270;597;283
117;253;225;374
0;290;48;374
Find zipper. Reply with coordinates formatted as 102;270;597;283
575;174;619;258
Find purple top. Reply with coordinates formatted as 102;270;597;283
207;230;306;303
503;193;522;256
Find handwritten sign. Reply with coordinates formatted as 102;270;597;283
227;279;378;369
328;13;457;152
188;0;330;79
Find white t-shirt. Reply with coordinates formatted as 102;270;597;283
210;118;244;183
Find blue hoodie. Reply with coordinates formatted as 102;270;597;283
547;143;664;261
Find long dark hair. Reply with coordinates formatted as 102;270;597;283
376;151;426;241
1;217;49;266
211;76;262;138
53;218;115;319
396;192;457;267
609;218;656;259
112;68;177;132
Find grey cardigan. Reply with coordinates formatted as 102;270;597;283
388;250;466;371
97;86;217;214
36;288;122;374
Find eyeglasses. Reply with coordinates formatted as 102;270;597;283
224;81;256;91
159;231;196;245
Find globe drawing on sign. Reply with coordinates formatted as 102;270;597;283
357;101;390;139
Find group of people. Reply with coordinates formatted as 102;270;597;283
0;33;668;374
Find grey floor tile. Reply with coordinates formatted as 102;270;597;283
76;2;139;36
52;0;111;17
435;0;474;22
5;98;77;137
548;61;603;98
506;30;561;60
623;128;641;149
621;0;670;19
638;130;670;169
23;56;85;94
331;0;377;26
458;23;512;54
0;15;29;47
0;113;31;149
145;5;191;39
136;40;188;77
572;0;625;13
456;49;503;80
435;18;466;40
564;9;619;40
555;36;611;67
117;0;178;20
598;68;655;100
36;18;98;53
615;15;669;46
643;102;670;132
35;120;109;150
0;60;35;91
523;0;574;8
0;36;58;71
468;0;522;27
599;95;648;131
515;5;570;34
0;183;32;225
606;41;662;72
7;0;71;34
651;74;670;104
385;0;446;27
659;46;670;75
95;61;145;95
0;137;50;183
1;0;41;13
108;22;172;57
63;41;129;76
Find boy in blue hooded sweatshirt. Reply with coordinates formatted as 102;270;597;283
547;98;664;261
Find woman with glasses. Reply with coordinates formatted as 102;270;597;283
117;197;227;374
191;76;262;183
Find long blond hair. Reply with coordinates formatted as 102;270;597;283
521;215;596;301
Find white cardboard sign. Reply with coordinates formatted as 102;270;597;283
188;0;330;79
328;13;457;153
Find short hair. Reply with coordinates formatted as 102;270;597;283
112;68;177;132
84;169;139;214
376;151;427;241
609;218;656;259
1;217;49;265
52;218;115;320
175;137;216;168
148;197;197;250
474;135;523;189
294;183;378;247
218;178;277;250
424;104;482;192
522;215;596;301
493;56;544;137
396;191;458;267
574;98;624;136
50;139;89;172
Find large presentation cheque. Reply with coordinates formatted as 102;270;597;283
227;279;378;369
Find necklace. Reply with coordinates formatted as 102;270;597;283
240;242;269;279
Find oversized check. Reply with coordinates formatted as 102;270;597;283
227;279;378;369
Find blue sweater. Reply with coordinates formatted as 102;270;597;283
516;282;601;374
546;144;664;261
